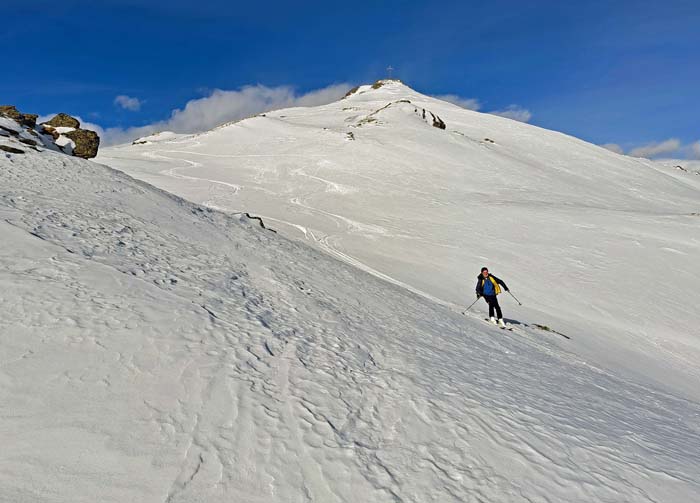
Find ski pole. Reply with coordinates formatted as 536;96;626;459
464;297;481;312
507;290;523;306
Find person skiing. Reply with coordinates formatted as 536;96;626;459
475;267;510;328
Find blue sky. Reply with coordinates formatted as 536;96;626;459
4;0;699;156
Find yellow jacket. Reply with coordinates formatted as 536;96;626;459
475;274;508;296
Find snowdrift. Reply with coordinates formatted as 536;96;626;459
99;80;700;401
2;112;700;501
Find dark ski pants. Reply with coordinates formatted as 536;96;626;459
483;295;502;319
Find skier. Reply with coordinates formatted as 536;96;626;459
475;267;509;328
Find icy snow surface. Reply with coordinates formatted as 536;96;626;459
99;80;700;401
1;94;699;502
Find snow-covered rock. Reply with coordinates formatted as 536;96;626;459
0;107;100;158
0;105;38;128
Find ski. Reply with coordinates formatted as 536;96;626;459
484;318;515;331
460;311;514;331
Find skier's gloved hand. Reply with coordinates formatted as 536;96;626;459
476;293;481;299
505;287;510;292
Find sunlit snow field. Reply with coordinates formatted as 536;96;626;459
100;81;700;400
2;81;699;502
2;136;698;502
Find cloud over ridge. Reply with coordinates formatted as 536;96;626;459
100;83;352;145
599;138;700;160
432;94;482;111
490;105;533;123
628;139;681;158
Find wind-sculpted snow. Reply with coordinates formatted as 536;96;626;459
2;140;700;501
98;81;700;402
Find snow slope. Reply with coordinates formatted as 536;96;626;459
3;123;700;501
98;80;700;400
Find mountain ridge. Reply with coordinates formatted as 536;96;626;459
98;81;700;402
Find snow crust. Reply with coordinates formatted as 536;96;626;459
3;126;700;501
98;80;700;401
54;126;76;134
54;135;75;153
0;116;22;133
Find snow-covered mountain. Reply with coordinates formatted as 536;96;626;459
2;84;699;502
99;80;700;400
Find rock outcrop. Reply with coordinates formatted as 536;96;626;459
0;106;100;159
0;144;25;154
0;105;38;128
41;125;61;140
64;129;100;159
343;86;360;98
42;113;81;129
354;100;448;132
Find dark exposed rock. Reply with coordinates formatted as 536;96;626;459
244;213;277;233
0;105;37;128
358;100;446;132
19;138;38;146
344;86;360;98
430;112;446;129
0;105;19;118
371;79;403;90
0;125;19;136
42;113;80;129
63;129;100;158
344;80;405;97
1;145;25;154
41;125;60;140
22;114;38;128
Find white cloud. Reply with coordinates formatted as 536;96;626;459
490;105;532;123
600;143;624;154
628;139;681;159
691;141;700;159
114;95;142;111
98;83;352;146
599;139;698;159
432;95;533;122
432;94;481;111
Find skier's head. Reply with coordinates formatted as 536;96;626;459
481;267;489;277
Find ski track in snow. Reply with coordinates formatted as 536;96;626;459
143;150;242;195
139;146;431;314
131;145;447;311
